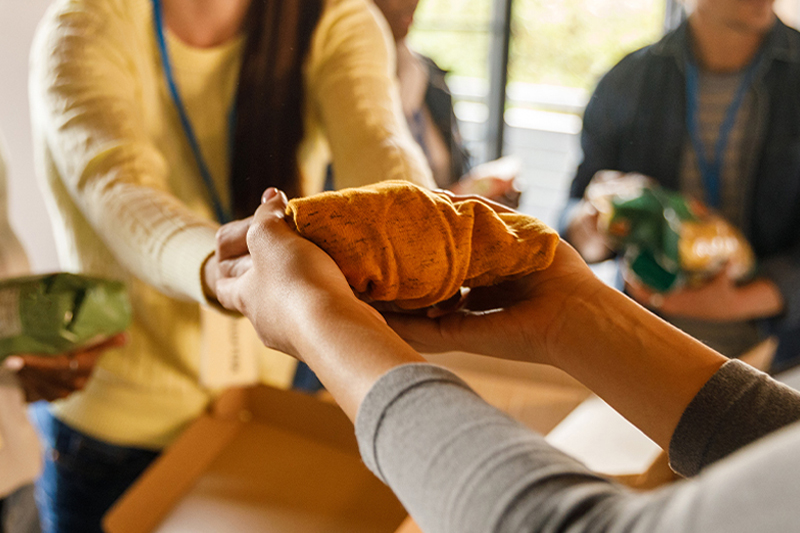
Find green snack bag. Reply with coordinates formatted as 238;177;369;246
0;273;131;359
587;171;755;293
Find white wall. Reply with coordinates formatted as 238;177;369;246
0;0;58;272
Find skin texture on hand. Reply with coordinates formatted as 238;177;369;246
215;188;423;420
5;333;128;403
625;267;784;321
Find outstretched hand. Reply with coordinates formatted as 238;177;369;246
215;188;383;359
5;333;128;402
384;240;599;366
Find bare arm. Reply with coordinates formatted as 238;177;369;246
386;241;727;450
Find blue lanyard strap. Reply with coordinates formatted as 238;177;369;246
150;0;232;223
684;55;761;209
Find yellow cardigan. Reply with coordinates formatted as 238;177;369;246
29;0;433;448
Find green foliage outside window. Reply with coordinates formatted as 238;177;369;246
408;0;664;91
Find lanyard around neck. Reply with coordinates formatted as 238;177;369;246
684;55;761;210
150;0;233;224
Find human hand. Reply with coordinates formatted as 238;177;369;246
202;216;254;301
384;240;598;365
625;266;783;321
450;175;521;208
564;199;614;263
215;188;382;358
4;333;127;402
451;157;523;208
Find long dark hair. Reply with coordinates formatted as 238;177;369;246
230;0;324;219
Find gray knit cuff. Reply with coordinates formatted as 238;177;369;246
669;359;800;477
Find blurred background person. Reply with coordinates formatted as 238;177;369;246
373;0;522;207
1;132;122;533
28;0;433;530
562;0;800;366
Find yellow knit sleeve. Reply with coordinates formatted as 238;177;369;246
305;0;435;191
29;0;217;303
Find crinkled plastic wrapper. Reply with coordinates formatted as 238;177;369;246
587;171;755;293
0;273;131;359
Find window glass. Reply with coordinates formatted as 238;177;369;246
408;0;664;227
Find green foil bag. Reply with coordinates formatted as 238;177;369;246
0;273;131;359
587;171;755;293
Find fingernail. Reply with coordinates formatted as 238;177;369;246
262;188;278;203
4;356;24;371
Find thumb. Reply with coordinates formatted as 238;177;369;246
257;188;290;221
216;276;241;312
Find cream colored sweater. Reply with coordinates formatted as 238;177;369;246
29;0;433;448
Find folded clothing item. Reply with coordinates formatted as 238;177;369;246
0;273;131;359
286;180;558;309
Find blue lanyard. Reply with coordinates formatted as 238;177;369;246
684;55;761;209
150;0;233;223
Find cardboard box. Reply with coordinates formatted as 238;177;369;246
424;351;590;435
103;385;407;533
104;352;592;533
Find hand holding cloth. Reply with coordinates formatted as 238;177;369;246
285;181;558;309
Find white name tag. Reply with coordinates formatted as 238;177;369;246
199;306;297;390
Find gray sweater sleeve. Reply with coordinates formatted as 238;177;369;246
356;362;800;533
669;359;800;476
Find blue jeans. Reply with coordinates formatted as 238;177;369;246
28;403;159;533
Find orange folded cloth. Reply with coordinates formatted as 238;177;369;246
285;180;559;309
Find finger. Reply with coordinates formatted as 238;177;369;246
216;275;244;313
14;333;125;374
459;275;540;311
435;188;517;215
16;370;79;402
15;354;77;372
14;356;91;384
216;216;253;262
384;313;455;353
248;189;294;254
77;332;128;354
426;289;467;318
218;254;253;279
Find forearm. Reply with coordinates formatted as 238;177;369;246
358;363;800;533
547;279;727;449
293;294;426;420
356;363;621;533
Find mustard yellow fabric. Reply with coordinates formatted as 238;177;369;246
29;0;433;448
287;181;559;309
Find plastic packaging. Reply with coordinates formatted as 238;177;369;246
587;171;755;293
0;273;131;359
